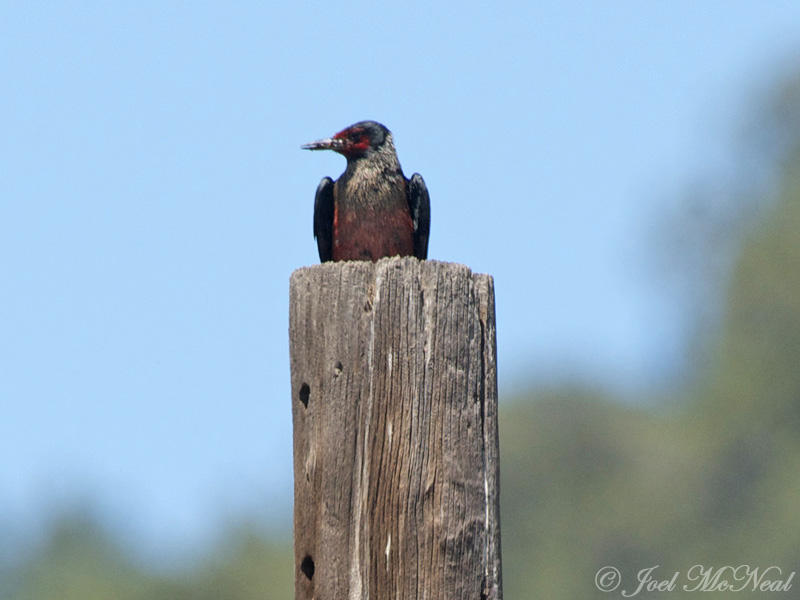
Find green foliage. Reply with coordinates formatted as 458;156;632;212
501;159;800;598
5;515;293;600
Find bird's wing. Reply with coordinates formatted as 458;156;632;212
313;176;335;262
407;173;430;260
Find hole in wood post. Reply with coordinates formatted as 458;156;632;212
333;361;343;377
300;554;315;580
299;383;310;408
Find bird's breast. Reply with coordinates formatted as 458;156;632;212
332;181;414;262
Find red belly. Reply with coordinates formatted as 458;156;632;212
332;205;414;261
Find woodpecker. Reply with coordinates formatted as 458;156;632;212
302;121;430;262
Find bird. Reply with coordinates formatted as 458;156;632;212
302;121;430;263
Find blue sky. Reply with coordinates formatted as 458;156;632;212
2;2;800;558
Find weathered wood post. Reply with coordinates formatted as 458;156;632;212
289;257;502;599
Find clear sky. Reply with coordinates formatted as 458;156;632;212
2;1;800;559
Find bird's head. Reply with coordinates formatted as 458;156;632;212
302;121;392;160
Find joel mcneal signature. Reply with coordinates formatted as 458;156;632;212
595;564;795;595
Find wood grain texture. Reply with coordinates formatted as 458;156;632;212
289;257;502;600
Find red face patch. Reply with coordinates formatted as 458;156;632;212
332;128;351;141
333;127;370;156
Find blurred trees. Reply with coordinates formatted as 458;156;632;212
5;71;800;600
501;70;800;598
4;514;292;600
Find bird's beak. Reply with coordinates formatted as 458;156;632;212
301;137;345;151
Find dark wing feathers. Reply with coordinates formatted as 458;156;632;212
407;173;430;259
313;176;335;262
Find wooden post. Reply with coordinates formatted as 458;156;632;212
289;257;502;599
